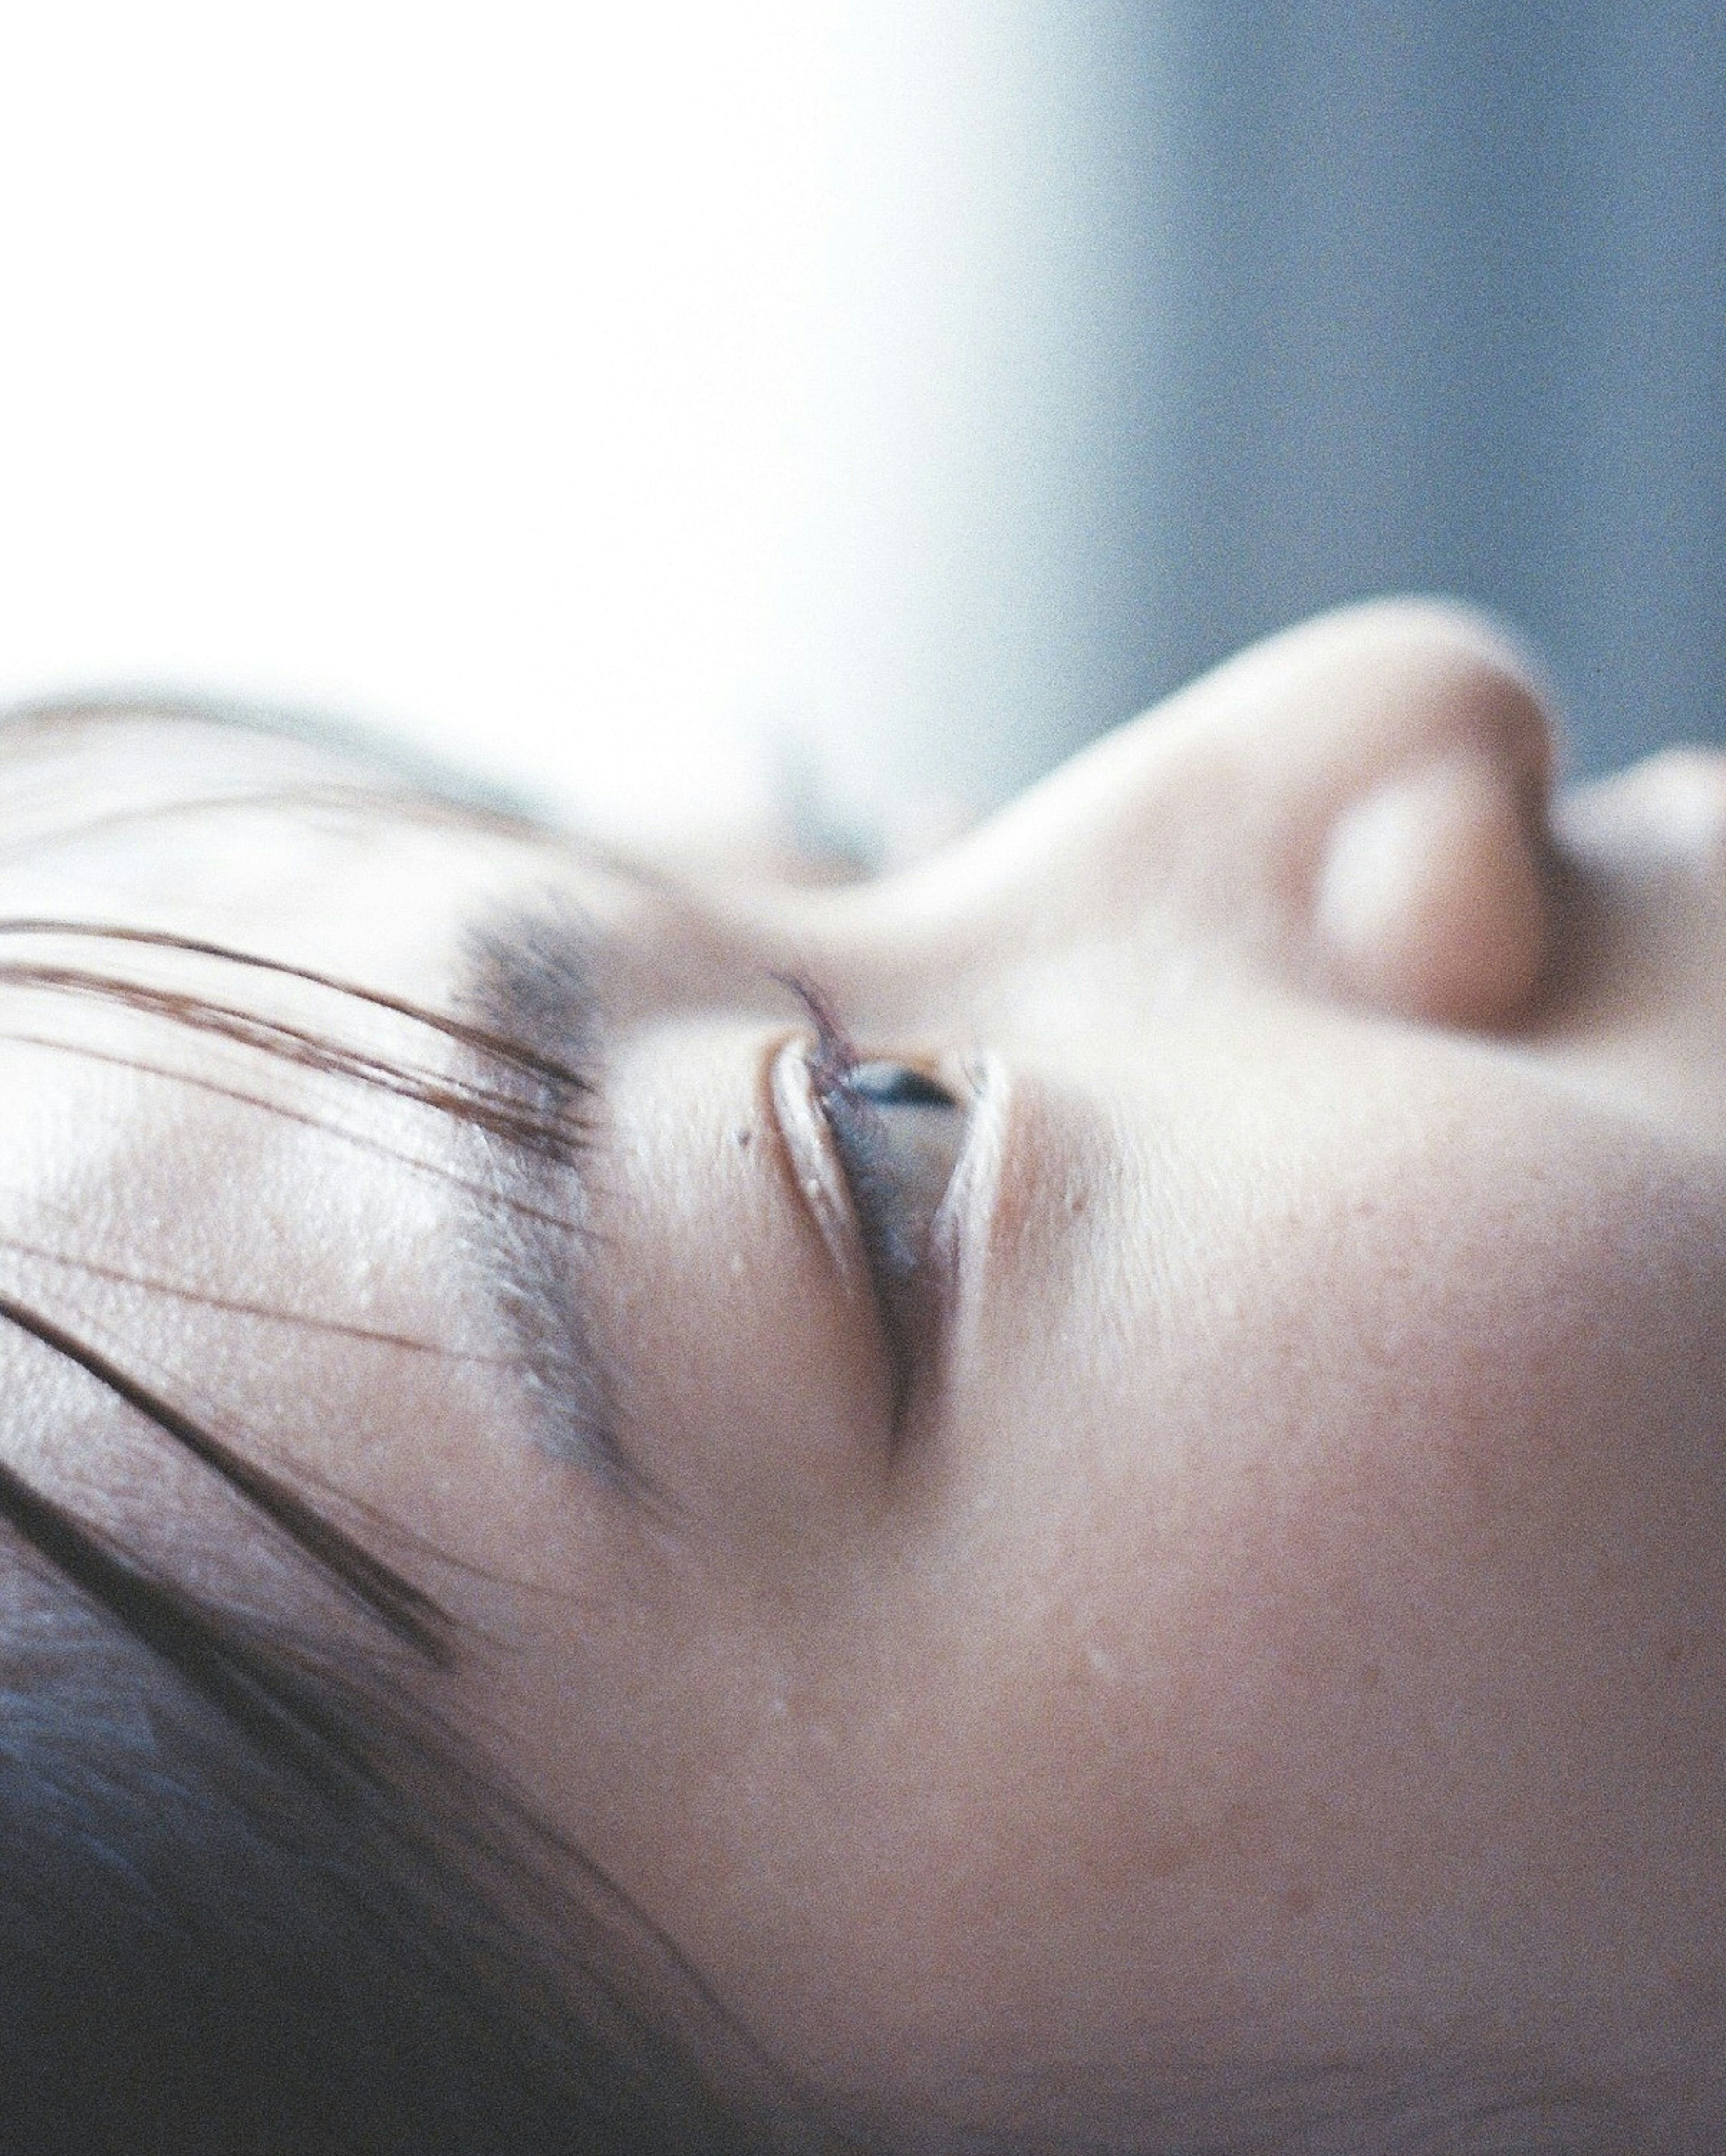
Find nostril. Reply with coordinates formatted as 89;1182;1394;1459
1315;755;1551;1028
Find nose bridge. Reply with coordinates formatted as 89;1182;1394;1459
845;601;1559;1029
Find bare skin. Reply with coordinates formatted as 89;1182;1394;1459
4;599;1725;2149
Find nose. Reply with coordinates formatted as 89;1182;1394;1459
909;599;1558;1031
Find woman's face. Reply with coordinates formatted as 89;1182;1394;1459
8;601;1726;2144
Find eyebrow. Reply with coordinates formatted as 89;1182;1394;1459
457;897;634;1488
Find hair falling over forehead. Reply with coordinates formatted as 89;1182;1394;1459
0;913;777;2155
0;912;600;1663
0;921;496;1637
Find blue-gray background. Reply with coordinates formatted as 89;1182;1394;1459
978;3;1724;784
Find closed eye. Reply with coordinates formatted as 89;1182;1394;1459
809;1041;970;1429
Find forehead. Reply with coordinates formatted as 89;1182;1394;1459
0;695;481;844
0;710;571;1017
0;706;792;1017
0;708;542;1265
0;714;588;1542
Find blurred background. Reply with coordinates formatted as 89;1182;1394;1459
0;3;1719;847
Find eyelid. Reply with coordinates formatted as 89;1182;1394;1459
769;1028;987;1430
770;1037;872;1301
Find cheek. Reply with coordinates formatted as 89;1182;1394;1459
976;1104;1726;2054
489;1037;1726;2119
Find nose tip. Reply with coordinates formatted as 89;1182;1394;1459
1285;602;1557;1027
1315;752;1551;1026
1255;603;1556;1029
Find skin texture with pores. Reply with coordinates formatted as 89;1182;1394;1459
3;599;1725;2150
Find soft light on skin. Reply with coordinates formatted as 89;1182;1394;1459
2;599;1725;2151
1316;751;1551;1024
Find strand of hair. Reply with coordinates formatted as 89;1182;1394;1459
0;1290;451;1666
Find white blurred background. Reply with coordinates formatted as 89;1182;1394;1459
0;5;1720;848
0;2;1104;847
